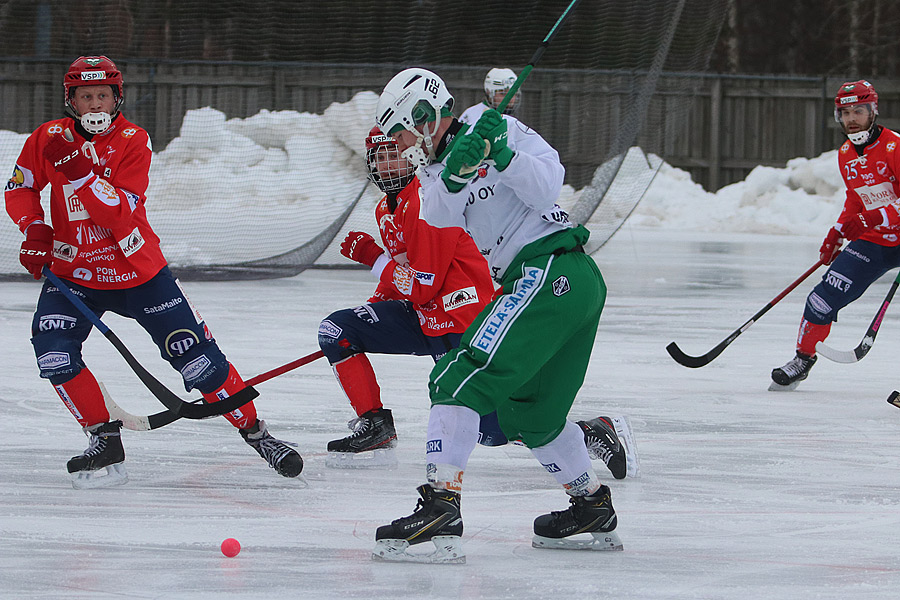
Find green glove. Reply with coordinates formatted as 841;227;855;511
473;108;514;171
441;134;487;193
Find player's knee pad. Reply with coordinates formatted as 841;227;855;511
169;340;230;393
31;330;86;383
318;309;364;363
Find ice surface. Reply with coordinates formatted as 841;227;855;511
2;226;899;598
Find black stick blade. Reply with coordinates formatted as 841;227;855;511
666;341;720;368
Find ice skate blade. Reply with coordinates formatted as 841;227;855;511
768;380;801;392
372;536;465;564
325;447;398;469
532;530;623;551
610;415;641;478
71;462;128;490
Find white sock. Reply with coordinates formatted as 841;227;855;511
530;420;601;496
425;404;480;492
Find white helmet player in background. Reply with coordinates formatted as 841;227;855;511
484;67;520;115
375;68;455;168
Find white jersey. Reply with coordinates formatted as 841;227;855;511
417;115;569;282
459;102;489;126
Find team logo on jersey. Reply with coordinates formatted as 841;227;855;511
552;275;571;296
92;179;120;206
52;240;78;262
6;165;28;191
478;164;488;178
47;124;63;135
165;329;200;357
118;227;145;257
122;128;137;138
888;142;896;153
442;286;479;311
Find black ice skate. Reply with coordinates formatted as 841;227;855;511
578;416;630;479
67;420;128;490
372;484;465;564
240;419;303;477
769;352;817;391
326;408;398;469
532;485;624;551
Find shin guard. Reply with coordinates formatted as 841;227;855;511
202;364;258;429
53;368;110;427
333;354;382;416
530;420;602;496
425;404;480;492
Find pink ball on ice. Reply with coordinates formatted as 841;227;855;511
221;538;241;557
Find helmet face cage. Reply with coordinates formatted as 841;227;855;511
63;56;124;119
365;131;416;195
484;68;520;114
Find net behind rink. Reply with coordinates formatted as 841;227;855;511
0;0;727;279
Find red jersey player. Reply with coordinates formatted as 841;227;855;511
771;80;900;389
318;128;496;466
5;56;302;487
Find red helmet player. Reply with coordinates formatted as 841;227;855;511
365;126;416;196
63;55;124;135
834;80;878;145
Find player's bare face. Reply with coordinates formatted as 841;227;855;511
839;105;874;134
392;129;420;154
71;85;115;117
375;146;411;180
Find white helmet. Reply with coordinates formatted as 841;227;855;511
484;67;520;115
375;68;454;167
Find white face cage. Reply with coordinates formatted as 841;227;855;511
81;112;113;135
366;141;416;195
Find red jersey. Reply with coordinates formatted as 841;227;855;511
836;127;900;246
6;115;167;288
370;178;495;336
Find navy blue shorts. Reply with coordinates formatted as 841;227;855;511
31;266;230;393
803;240;900;324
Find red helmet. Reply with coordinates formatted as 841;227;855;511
834;80;878;117
365;126;415;195
63;55;124;118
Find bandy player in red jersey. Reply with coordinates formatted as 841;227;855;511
5;56;302;487
319;129;631;476
771;80;900;390
318;127;496;466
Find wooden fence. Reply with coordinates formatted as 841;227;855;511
3;58;899;190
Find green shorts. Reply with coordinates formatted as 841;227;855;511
429;229;606;448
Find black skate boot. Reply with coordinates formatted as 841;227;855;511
532;485;624;551
372;484;465;563
578;416;627;479
239;419;303;478
770;352;817;391
67;420;128;490
326;408;398;468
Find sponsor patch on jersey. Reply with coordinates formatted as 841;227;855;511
165;329;200;357
118;227;145;257
825;270;852;292
352;304;380;324
415;270;435;285
542;462;561;473
426;439;442;454
52;240;78;262
5;165;31;192
181;355;212;382
38;351;70;370
38;314;78;331
854;181;897;209
72;267;93;281
64;184;90;221
318;319;342;338
552;275;571;297
91;178;120;206
442;286;479;311
122;189;140;211
392;265;415;295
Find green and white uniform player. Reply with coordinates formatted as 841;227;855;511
373;68;620;562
